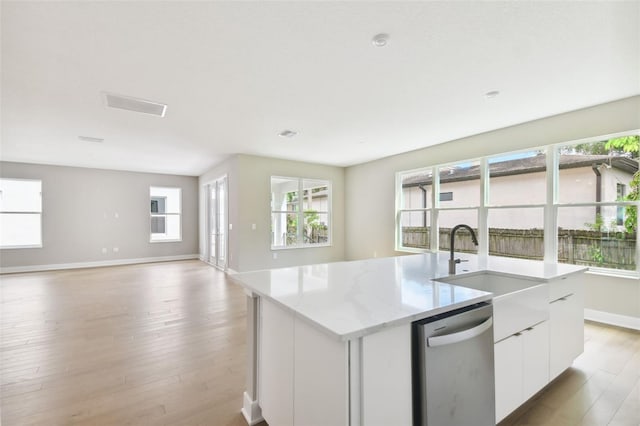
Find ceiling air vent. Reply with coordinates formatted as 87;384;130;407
103;92;167;117
78;136;104;143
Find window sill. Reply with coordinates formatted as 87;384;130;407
271;243;332;251
150;239;182;243
585;268;639;280
0;244;43;250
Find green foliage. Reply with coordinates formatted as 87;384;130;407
569;135;639;159
304;210;322;230
584;214;604;232
587;245;604;265
605;135;640;156
623;172;639;234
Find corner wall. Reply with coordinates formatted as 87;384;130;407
1;162;199;271
199;154;345;273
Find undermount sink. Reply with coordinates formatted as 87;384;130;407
436;271;549;342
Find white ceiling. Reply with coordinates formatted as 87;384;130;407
1;1;639;176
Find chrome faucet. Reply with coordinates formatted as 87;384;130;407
449;224;478;275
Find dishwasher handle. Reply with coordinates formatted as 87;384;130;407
427;317;493;347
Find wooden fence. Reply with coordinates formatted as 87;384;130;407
402;227;636;270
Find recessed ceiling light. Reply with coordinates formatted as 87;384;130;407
278;130;298;138
102;92;167;117
372;33;389;47
484;90;500;99
78;135;104;143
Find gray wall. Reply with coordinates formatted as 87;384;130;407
0;162;199;269
199;154;345;272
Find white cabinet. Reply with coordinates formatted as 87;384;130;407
259;299;294;426
361;324;412;426
495;332;523;422
294;317;347;426
258;299;348;426
522;321;550;400
548;274;584;380
494;321;549;423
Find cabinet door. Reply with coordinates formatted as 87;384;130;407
549;293;584;380
294;317;348;426
495;333;523;423
522;321;549;401
259;299;294;426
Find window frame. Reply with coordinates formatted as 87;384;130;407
0;178;43;249
149;186;182;243
271;176;332;250
395;131;640;278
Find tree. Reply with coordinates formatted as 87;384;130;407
605;135;639;157
605;135;640;233
623;172;639;234
568;135;639;158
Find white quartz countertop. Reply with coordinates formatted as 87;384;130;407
230;253;586;341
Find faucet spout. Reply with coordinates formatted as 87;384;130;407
449;224;478;275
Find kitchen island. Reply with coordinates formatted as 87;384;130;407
230;253;587;426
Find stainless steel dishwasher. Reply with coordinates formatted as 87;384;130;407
412;302;495;426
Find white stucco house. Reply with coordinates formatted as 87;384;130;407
402;153;639;231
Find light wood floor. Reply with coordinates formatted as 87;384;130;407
1;260;638;426
1;260;257;426
499;322;639;426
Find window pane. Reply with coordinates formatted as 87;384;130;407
558;140;639;204
302;180;329;212
150;187;181;214
400;211;431;249
272;212;298;247
400;169;433;209
271;177;299;212
488;150;546;205
439;160;481;207
165;215;181;239
0;179;41;212
150;214;180;241
558;206;636;271
488;208;544;260
304;212;328;245
438;210;478;254
0;213;41;247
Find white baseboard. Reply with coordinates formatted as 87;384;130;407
585;308;640;331
241;391;263;425
0;254;200;274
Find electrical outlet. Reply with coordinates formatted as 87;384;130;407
251;223;256;230
113;247;119;253
272;252;277;260
101;247;107;254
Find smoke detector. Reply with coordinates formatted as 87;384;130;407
279;130;298;138
372;33;390;47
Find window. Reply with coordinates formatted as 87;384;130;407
271;177;331;249
556;140;638;271
439;192;453;202
396;134;640;276
0;178;42;249
150;186;181;242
